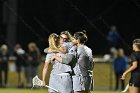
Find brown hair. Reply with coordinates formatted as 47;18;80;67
73;31;88;44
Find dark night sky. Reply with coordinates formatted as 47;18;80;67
0;0;140;54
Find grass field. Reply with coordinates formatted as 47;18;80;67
0;88;128;93
6;61;131;92
8;63;130;89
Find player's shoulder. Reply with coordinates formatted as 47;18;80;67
84;45;92;50
46;53;56;57
83;45;92;53
63;42;72;46
77;45;84;52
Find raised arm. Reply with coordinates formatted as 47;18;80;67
51;54;75;65
44;47;67;54
51;46;76;64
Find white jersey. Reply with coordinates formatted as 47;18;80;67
73;44;93;76
45;53;72;74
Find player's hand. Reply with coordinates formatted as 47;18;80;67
50;56;55;64
41;81;46;87
121;73;126;80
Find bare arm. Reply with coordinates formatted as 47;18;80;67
121;61;138;80
42;62;49;85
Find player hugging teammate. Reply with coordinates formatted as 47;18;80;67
42;30;94;93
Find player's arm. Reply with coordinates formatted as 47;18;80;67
125;61;138;73
57;47;67;53
44;48;57;53
51;46;76;64
42;62;49;85
90;57;94;70
42;54;51;86
121;52;138;80
61;54;75;64
51;54;75;64
121;61;138;80
44;47;67;54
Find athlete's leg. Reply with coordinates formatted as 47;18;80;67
129;85;139;93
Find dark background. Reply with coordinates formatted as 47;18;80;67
0;0;140;54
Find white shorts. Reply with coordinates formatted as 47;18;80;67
72;75;93;92
49;73;72;93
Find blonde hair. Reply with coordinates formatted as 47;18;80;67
48;33;66;52
117;48;124;57
48;33;59;50
60;31;72;42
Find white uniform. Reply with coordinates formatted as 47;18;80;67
45;53;72;93
72;44;94;92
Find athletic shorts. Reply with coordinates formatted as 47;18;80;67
49;73;72;93
129;72;140;87
72;75;93;92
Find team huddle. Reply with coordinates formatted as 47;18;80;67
41;31;94;93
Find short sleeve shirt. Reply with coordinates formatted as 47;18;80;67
45;53;55;63
130;51;140;73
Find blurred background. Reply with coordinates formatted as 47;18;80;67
0;0;139;92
